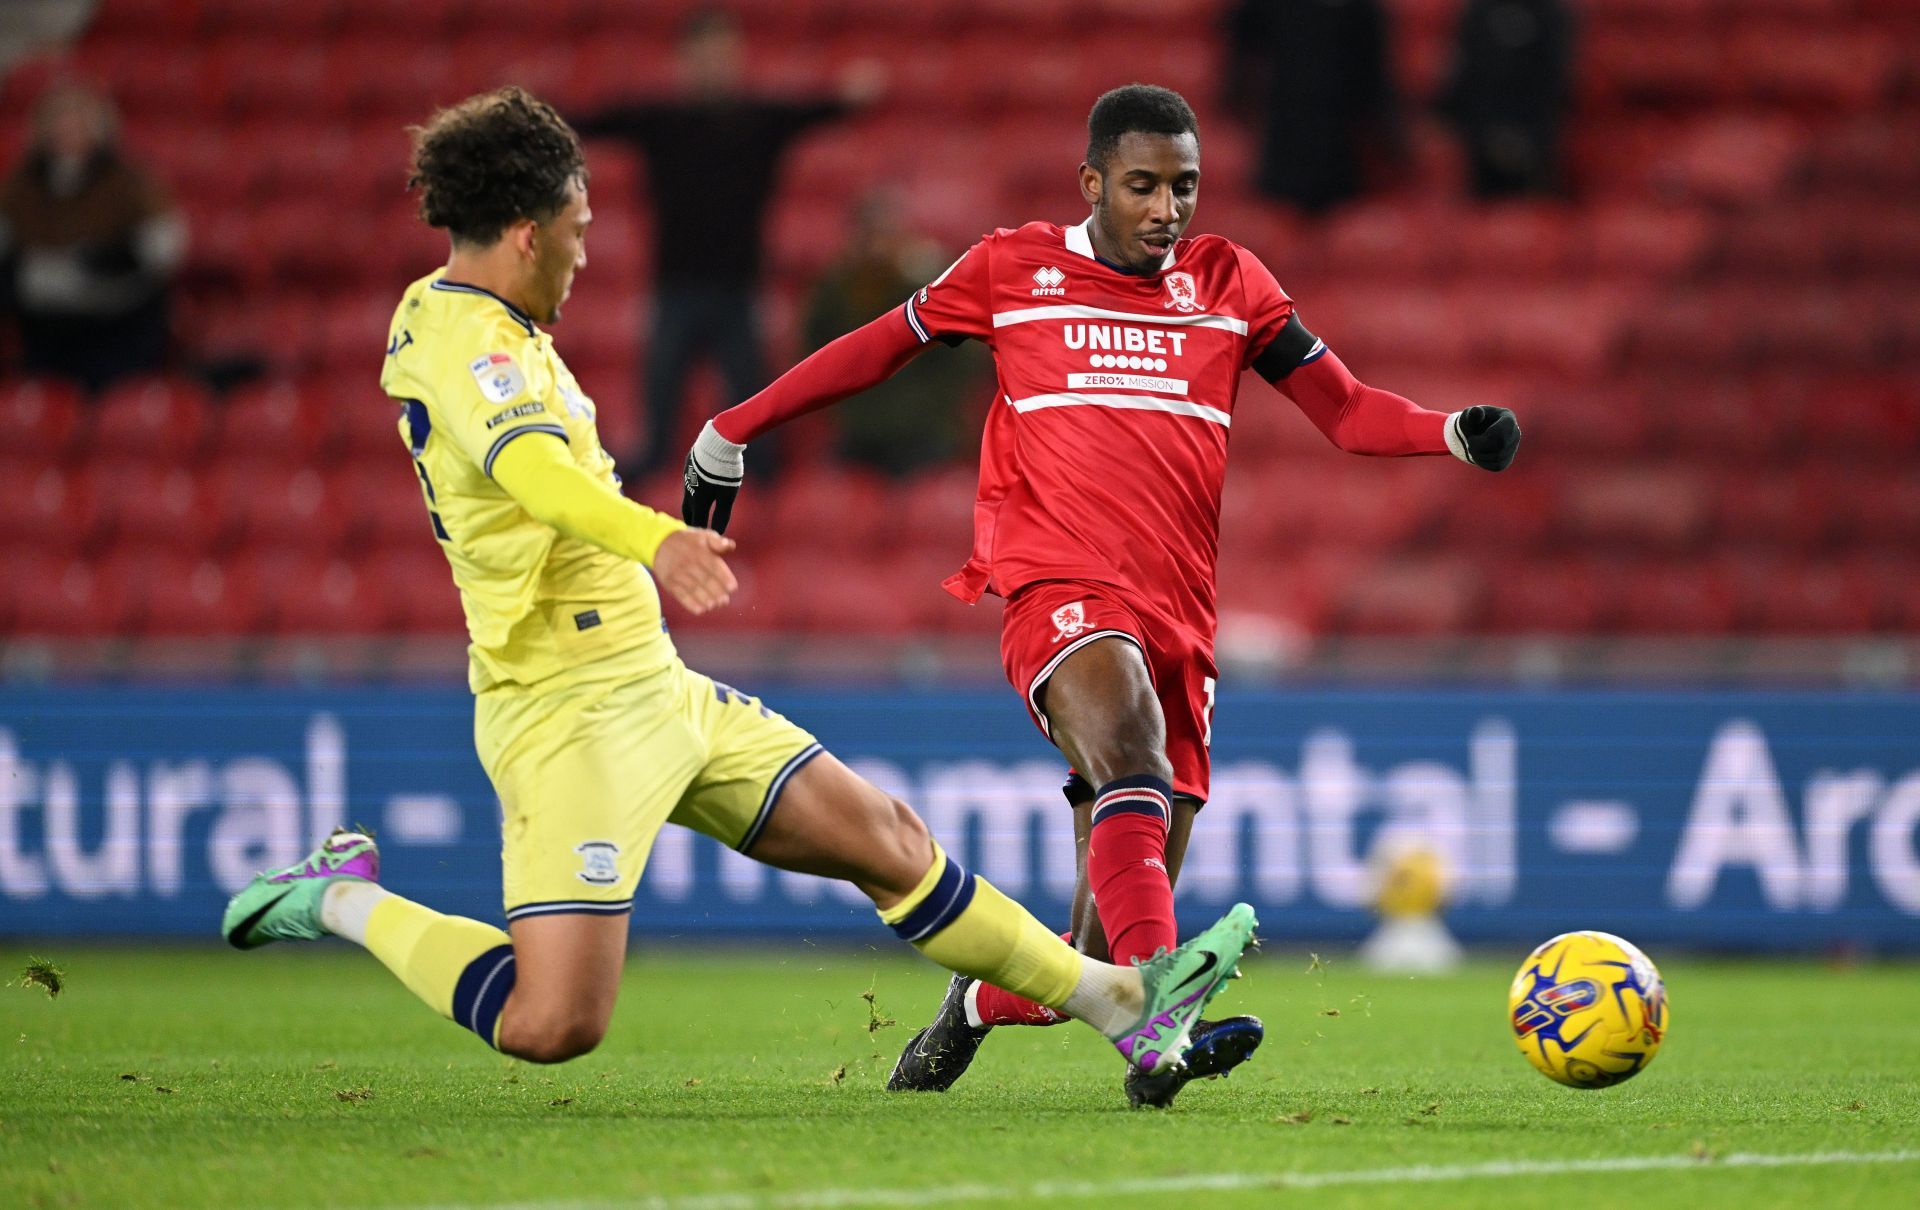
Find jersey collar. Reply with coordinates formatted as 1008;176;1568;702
1065;218;1177;276
431;276;538;338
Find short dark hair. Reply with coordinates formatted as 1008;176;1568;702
408;86;587;246
1086;84;1200;172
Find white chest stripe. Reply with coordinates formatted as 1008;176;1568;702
992;303;1249;335
1009;391;1232;428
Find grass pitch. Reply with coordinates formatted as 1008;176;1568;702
4;942;1917;1209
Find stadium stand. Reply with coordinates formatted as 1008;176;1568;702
1;0;1915;642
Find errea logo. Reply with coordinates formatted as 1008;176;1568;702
1031;265;1067;296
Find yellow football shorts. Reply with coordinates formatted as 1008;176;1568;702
473;657;821;922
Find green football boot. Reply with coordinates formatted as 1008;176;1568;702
221;829;380;949
1112;902;1259;1075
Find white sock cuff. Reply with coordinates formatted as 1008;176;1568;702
963;976;986;1029
319;880;391;946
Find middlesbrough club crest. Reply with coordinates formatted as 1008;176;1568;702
1051;601;1089;642
1163;271;1201;313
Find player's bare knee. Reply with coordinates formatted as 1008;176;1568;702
500;1007;609;1064
1084;736;1174;788
851;797;934;903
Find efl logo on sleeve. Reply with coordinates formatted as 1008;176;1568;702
469;352;526;404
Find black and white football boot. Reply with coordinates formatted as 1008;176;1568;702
1123;1015;1265;1108
887;972;993;1092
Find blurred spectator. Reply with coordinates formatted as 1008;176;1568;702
1440;0;1576;199
575;6;879;478
1223;0;1403;215
802;192;986;477
1;81;184;392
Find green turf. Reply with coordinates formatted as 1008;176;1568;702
3;942;1916;1209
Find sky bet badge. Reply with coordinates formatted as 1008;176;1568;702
469;352;526;404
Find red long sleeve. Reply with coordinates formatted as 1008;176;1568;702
712;307;927;444
1275;348;1450;456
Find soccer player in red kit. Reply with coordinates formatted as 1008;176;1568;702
684;85;1522;1106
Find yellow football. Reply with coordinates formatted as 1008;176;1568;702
1509;931;1669;1088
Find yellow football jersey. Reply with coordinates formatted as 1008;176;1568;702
379;269;676;692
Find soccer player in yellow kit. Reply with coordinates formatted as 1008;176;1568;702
221;87;1255;1078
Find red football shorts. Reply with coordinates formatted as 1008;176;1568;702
999;578;1218;803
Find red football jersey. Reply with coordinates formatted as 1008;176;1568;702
907;219;1310;636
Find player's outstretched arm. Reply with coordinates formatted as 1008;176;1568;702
1275;347;1521;470
490;430;737;614
682;308;927;532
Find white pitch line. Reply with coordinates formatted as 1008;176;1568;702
422;1148;1920;1210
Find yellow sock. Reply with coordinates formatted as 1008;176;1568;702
878;843;1083;1012
363;894;515;1047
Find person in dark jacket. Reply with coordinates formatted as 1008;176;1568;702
574;7;879;476
1441;0;1576;198
1223;0;1404;214
1;81;184;391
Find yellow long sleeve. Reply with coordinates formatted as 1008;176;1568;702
489;431;685;566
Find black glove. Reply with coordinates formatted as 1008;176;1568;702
1446;405;1521;472
682;421;744;532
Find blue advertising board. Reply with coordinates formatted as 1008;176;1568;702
2;685;1917;950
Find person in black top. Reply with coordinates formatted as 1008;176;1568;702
1222;0;1403;215
1440;0;1576;199
574;7;879;477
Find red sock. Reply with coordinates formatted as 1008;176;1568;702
969;933;1074;1027
1087;775;1177;965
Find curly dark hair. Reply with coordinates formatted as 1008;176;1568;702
1086;83;1199;172
408;86;588;245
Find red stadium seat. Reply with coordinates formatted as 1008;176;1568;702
88;0;207;38
112;544;255;635
0;378;83;462
86;456;217;554
1713;468;1839;553
1609;557;1742;634
363;546;465;633
1484;556;1612;633
221;39;334;119
213;461;354;553
0;460;104;554
1747;559;1878;634
1331;556;1485;636
199;0;338;36
7;554;138;637
208;380;333;466
240;549;387;634
765;467;894;553
336;458;434;552
90;378;214;461
1559;466;1713;553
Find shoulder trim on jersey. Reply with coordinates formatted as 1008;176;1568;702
483;422;568;477
1009;390;1231;427
431;279;538;338
993;303;1248;335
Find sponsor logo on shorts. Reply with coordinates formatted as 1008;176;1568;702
1051;601;1089;643
574;841;621;886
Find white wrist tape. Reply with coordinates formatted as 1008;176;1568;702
1444;410;1473;466
691;420;746;484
